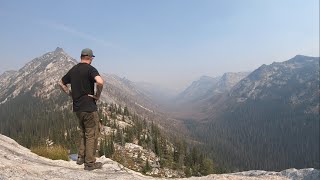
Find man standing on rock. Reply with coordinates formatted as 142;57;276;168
58;48;104;171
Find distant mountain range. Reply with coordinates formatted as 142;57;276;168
167;72;249;121
0;48;318;172
176;72;250;104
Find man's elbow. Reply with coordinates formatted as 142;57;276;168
97;79;104;86
95;76;104;86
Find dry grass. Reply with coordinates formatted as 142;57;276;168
31;145;69;161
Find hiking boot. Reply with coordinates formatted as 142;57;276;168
84;162;103;171
76;157;84;165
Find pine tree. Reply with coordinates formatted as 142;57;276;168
124;106;129;116
199;157;213;175
143;159;152;174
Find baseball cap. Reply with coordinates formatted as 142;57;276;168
81;48;95;57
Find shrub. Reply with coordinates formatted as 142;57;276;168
31;145;69;161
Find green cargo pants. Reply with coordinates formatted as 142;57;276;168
76;111;100;166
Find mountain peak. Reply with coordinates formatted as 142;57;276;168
288;55;318;64
54;47;64;53
199;75;213;81
293;54;308;59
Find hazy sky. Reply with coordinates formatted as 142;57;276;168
0;0;319;91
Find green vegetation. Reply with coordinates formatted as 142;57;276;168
187;99;319;171
31;145;69;161
0;93;80;151
142;159;152;174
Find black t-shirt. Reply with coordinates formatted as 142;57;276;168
62;63;100;112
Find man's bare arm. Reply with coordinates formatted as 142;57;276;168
88;75;104;100
95;75;104;99
58;79;72;97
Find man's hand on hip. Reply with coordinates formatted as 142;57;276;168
88;94;99;101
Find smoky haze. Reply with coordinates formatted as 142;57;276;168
0;0;318;92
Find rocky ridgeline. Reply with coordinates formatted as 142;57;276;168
231;55;319;105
